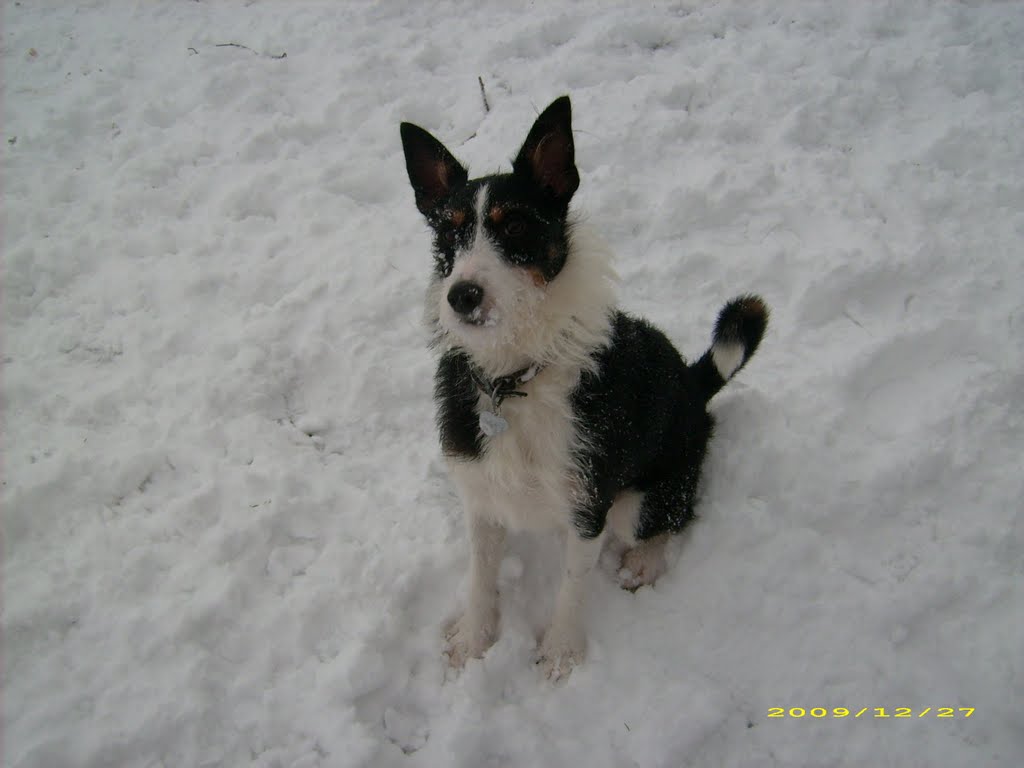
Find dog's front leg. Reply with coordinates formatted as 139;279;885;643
444;509;505;668
537;530;605;681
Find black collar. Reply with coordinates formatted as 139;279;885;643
469;363;543;410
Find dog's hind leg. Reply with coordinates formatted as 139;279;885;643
445;510;505;668
618;467;699;590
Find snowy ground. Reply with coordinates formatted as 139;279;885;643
3;1;1022;766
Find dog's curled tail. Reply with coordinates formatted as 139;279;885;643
692;294;769;403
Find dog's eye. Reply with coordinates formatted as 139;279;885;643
504;216;526;237
440;227;458;246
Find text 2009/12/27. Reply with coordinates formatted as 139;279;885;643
768;707;975;719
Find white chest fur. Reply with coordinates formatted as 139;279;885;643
448;367;584;532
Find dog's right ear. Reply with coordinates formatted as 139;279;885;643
400;123;468;216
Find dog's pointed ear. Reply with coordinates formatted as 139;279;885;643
400;122;468;215
512;96;579;207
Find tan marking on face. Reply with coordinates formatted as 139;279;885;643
488;206;504;223
450;209;466;226
527;267;548;287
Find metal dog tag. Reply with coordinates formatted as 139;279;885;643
479;410;509;436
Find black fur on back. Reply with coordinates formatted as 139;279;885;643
570;312;714;539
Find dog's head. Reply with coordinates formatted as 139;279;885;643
401;97;582;369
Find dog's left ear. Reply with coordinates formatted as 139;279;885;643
400;122;469;216
512;96;580;208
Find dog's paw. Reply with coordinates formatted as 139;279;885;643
618;541;668;592
536;628;584;683
443;613;497;669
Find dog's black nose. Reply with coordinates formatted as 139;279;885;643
448;281;484;315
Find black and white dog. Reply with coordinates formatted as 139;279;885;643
400;96;768;680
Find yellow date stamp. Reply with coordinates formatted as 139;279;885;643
768;707;975;719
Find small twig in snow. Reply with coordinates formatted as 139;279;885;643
188;47;199;55
214;42;287;59
478;76;490;114
843;310;865;329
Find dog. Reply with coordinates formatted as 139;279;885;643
400;96;768;680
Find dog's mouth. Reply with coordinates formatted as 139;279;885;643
458;305;499;328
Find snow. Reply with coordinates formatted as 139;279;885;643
3;1;1022;766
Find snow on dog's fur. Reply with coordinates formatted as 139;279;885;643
401;96;768;681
